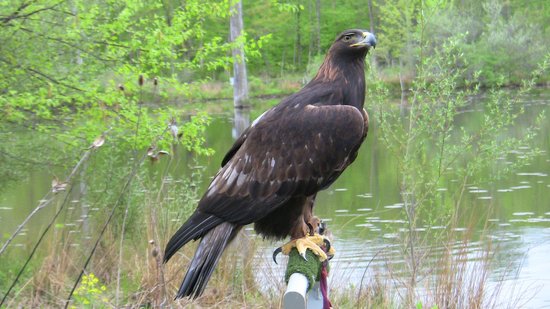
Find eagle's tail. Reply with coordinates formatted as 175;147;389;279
167;220;240;299
164;211;224;263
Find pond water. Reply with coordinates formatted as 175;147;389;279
1;89;549;307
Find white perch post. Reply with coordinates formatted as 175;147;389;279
284;273;307;308
283;273;323;309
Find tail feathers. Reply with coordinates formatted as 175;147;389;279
164;212;224;263
176;222;240;299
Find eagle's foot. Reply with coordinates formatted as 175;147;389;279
272;234;335;264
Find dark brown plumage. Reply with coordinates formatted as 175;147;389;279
164;29;376;299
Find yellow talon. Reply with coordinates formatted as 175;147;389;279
276;234;335;262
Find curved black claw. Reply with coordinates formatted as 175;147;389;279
323;238;335;260
323;238;331;252
272;247;282;264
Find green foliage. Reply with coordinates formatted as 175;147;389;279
180;112;215;156
0;0;267;152
270;0;304;13
372;0;549;86
375;0;422;65
1;0;548;132
374;34;547;226
47;82;215;160
475;0;545;84
243;0;377;76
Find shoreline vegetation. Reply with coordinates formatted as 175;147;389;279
166;75;550;104
1;0;549;307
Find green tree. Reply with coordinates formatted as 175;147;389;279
0;0;268;151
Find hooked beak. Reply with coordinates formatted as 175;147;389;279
351;31;377;49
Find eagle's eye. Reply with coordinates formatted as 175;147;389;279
343;35;352;42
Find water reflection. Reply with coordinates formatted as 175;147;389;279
232;106;250;139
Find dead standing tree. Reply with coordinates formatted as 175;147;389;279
229;0;249;109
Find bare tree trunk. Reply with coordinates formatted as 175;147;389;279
162;0;173;26
307;0;313;67
315;0;321;55
281;49;285;77
367;0;375;34
307;0;321;69
294;9;302;68
229;0;249;108
70;1;83;69
399;59;408;116
162;0;176;75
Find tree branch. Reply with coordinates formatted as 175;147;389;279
18;26;117;62
0;56;84;92
1;0;66;25
27;67;84;92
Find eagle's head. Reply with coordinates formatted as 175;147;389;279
312;28;376;85
330;29;376;59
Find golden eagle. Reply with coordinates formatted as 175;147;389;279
164;29;376;299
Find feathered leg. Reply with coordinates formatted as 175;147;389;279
273;195;335;263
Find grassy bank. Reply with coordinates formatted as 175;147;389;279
178;64;550;104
